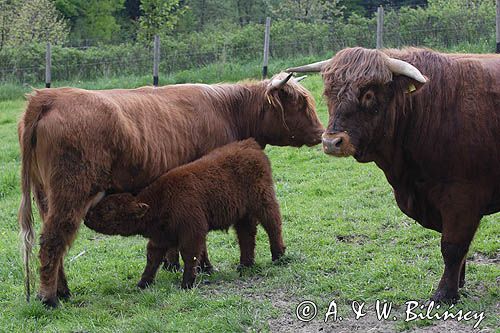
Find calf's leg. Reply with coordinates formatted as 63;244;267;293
459;260;466;288
235;217;257;269
179;234;206;289
163;248;181;272
256;196;286;261
199;242;213;274
138;240;169;289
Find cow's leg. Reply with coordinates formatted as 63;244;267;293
179;234;205;289
38;198;88;307
431;210;479;303
256;197;286;261
163;248;181;272
235;217;257;270
137;240;168;289
199;242;213;274
56;257;70;299
459;260;466;288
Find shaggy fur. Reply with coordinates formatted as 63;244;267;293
18;73;323;307
84;139;285;289
321;47;500;303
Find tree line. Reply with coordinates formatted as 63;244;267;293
0;0;431;48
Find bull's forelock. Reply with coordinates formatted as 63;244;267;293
323;47;393;92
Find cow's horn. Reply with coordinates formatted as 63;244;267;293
294;75;307;82
386;57;426;83
270;72;294;89
286;60;329;73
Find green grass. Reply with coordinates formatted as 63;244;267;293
0;75;498;332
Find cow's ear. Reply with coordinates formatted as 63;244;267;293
136;202;150;217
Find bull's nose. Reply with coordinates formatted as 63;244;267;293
322;136;343;154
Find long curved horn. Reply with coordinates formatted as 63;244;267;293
286;60;330;73
386;57;426;83
294;75;307;82
270;72;294;90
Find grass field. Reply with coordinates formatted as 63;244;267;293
0;75;498;332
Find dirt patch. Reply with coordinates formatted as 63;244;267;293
469;252;500;265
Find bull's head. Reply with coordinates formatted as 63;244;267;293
287;47;427;162
260;72;324;147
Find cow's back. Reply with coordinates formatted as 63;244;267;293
26;86;236;193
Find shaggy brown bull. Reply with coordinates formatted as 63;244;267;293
84;139;285;289
18;73;323;307
288;47;500;303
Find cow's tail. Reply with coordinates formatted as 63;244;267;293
18;90;51;302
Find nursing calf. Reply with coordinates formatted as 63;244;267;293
84;139;285;289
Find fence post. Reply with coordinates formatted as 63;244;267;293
262;17;271;79
45;42;51;88
376;6;384;49
153;35;160;87
496;0;500;53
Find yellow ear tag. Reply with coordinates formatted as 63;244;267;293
407;83;416;93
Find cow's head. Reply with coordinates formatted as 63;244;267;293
260;72;324;147
287;47;427;162
85;193;150;236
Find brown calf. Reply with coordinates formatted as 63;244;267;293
84;139;286;289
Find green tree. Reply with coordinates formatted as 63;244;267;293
55;0;124;43
138;0;187;41
273;0;344;23
7;0;69;47
0;0;19;50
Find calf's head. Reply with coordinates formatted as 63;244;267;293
85;193;150;236
260;72;324;147
287;48;427;162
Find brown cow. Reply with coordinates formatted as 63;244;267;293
18;73;323;307
288;47;500;303
84;139;285;289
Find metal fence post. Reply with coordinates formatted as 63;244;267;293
376;6;384;49
496;0;500;53
45;42;51;88
153;35;160;86
262;17;271;79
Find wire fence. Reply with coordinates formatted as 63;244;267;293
0;3;496;85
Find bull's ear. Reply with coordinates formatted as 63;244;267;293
136;202;150;218
395;75;428;95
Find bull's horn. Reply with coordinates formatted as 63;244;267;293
286;60;329;73
386;57;426;83
294;75;307;82
270;72;294;89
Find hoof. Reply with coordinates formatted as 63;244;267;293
137;279;153;289
272;245;286;262
200;264;214;275
163;261;181;272
37;294;59;308
181;280;194;289
431;289;459;304
236;262;254;273
57;289;71;300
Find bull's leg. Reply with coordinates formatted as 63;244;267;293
179;235;205;289
235;217;257;270
163;248;181;272
137;240;168;289
459;260;466;288
431;211;479;303
256;197;286;261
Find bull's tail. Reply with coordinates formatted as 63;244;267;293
18;90;52;302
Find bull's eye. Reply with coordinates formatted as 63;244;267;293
361;90;376;109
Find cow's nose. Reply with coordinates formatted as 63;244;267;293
322;134;343;154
